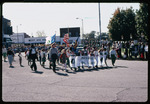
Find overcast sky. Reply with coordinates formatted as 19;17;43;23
3;3;140;37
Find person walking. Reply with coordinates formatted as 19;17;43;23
60;49;68;72
18;51;23;66
41;49;47;67
110;47;117;66
29;44;38;71
99;48;103;67
49;43;58;73
94;47;99;68
2;45;7;62
7;47;14;67
103;48;108;67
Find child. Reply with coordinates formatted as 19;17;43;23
60;49;68;72
103;48;108;67
41;49;47;67
99;48;103;67
90;50;95;69
18;51;23;66
94;47;99;68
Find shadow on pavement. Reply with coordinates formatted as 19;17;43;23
9;66;15;68
113;65;128;68
55;72;69;76
32;71;43;74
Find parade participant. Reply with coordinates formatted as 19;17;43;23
2;46;7;62
103;48;108;67
94;47;99;68
99;48;103;67
81;46;90;69
90;50;95;68
26;49;31;66
41;49;47;67
7;47;14;67
57;50;61;65
29;44;38;71
38;50;42;65
66;48;71;68
18;51;23;66
49;43;58;73
110;47;117;66
60;49;68;72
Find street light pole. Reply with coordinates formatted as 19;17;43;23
76;17;84;41
98;3;102;47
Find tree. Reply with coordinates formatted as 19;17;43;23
135;3;148;41
36;30;46;37
108;7;137;41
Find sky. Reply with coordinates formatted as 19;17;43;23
3;3;140;37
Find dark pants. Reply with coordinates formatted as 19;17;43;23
111;55;116;66
51;54;57;72
19;57;22;66
31;58;37;71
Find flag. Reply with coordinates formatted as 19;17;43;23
51;34;56;44
46;36;51;45
63;33;69;47
74;37;79;48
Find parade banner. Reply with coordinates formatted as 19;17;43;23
69;55;76;68
69;55;105;68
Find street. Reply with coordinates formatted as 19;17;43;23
2;52;148;102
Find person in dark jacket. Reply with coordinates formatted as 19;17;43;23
7;47;14;67
49;43;58;73
29;44;38;71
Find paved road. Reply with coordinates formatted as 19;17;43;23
2;52;148;102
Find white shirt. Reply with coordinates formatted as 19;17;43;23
41;51;47;58
94;51;99;57
144;45;148;52
110;50;117;58
2;48;7;53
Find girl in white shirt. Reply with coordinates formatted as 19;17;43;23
103;48;108;67
94;47;99;68
99;48;103;66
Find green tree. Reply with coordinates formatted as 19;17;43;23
135;3;148;41
108;7;137;41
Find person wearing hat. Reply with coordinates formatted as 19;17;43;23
29;44;38;71
110;46;117;66
49;43;58;73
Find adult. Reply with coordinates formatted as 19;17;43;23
110;47;117;66
49;43;58;73
7;47;14;67
29;44;38;71
2;45;7;62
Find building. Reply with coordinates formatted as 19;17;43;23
2;16;13;48
10;33;30;47
24;36;46;45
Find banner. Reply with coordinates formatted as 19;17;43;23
69;55;105;68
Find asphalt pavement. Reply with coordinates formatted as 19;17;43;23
2;52;148;102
